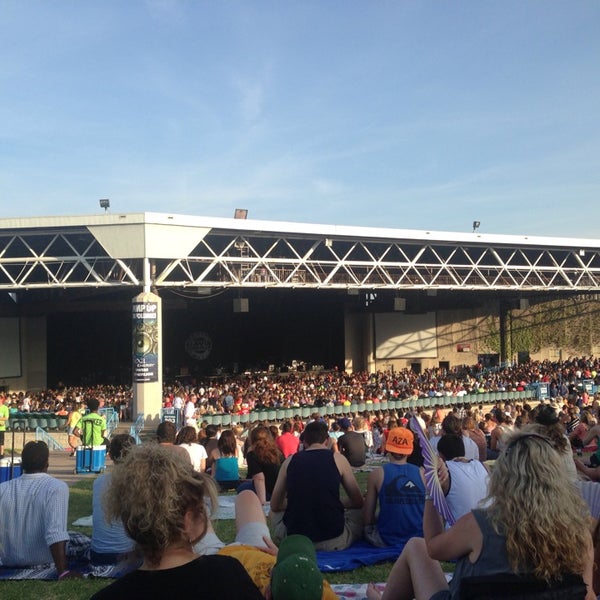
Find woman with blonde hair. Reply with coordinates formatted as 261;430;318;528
367;427;595;600
91;444;262;599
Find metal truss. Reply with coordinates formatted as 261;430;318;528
0;229;140;290
1;224;599;291
156;231;600;291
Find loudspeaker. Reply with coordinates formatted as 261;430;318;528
394;298;406;311
233;298;249;313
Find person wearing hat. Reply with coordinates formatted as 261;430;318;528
363;426;426;548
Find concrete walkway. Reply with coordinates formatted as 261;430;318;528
47;449;112;486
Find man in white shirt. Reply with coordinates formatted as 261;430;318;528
173;391;184;425
0;441;82;578
184;394;198;429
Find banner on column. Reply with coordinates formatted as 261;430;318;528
132;301;159;383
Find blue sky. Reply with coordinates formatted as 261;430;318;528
1;1;599;238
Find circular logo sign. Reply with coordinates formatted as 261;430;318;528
184;331;213;360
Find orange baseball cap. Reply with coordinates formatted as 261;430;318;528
386;427;414;455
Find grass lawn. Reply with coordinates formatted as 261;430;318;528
2;469;447;599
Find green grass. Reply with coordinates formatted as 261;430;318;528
4;468;440;598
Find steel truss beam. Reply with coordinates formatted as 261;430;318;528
1;225;599;291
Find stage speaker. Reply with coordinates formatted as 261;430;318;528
233;298;249;313
394;298;406;311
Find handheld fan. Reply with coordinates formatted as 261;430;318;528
409;416;456;526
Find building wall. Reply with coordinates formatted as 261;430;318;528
0;316;47;392
345;304;501;374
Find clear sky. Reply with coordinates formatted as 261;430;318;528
1;1;599;238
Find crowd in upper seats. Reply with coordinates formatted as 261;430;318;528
2;355;599;421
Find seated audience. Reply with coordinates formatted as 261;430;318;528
203;425;220;472
570;410;593;452
430;414;479;461
0;441;84;578
488;408;512;458
237;425;283;504
175;425;207;472
363;427;426;547
338;417;368;467
91;434;139;566
156;421;189;460
276;420;300;458
462;415;487;462
437;434;489;522
582;421;600;467
209;429;241;491
90;444;263;599
530;403;578;482
194;489;337;599
270;420;364;550
366;429;595;600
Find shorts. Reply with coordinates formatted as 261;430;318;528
0;431;4;445
192;522;270;556
234;521;271;547
270;507;363;551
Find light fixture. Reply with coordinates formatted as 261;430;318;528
472;220;480;232
234;208;248;219
99;198;110;212
325;238;333;248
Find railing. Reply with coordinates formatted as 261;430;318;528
99;407;119;438
129;413;145;445
35;427;65;451
195;388;553;425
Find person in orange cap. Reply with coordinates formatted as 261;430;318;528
363;426;426;548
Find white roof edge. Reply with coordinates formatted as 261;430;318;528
0;211;599;249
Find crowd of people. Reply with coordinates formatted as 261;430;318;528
2;355;600;598
1;355;599;424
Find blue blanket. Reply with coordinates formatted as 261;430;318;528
0;537;399;579
317;541;401;572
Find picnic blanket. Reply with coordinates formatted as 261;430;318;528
71;495;263;525
330;582;385;599
317;541;402;572
0;531;109;580
0;560;135;580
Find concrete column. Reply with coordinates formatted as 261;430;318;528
344;311;372;373
132;291;162;428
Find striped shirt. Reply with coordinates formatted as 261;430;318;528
0;473;69;566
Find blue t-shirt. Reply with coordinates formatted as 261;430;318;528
214;456;239;482
92;473;136;556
